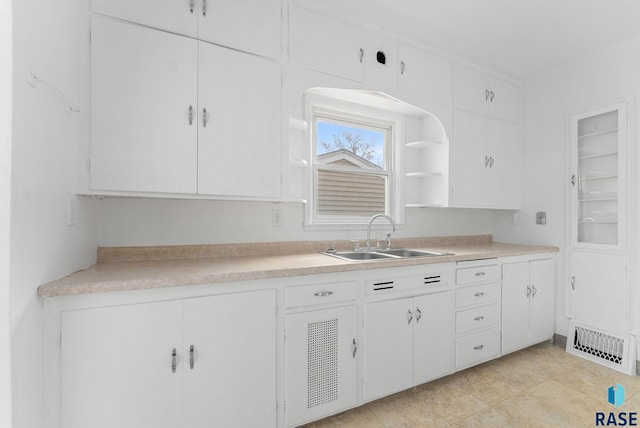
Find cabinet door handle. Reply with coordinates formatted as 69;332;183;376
484;155;489;167
474;316;484;321
490;91;495;102
571;276;575;290
202;108;208;128
532;285;537;297
202;0;207;16
189;345;195;370
400;61;406;75
473;345;484;351
359;48;364;63
485;89;490;101
416;307;422;323
313;291;333;297
352;338;357;358
189;0;194;13
171;348;177;373
527;285;532;297
407;308;413;325
474;292;485;297
489;156;494;168
188;105;194;125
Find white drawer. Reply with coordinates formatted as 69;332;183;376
286;281;358;308
455;327;500;369
456;282;500;308
456;303;500;334
456;264;500;285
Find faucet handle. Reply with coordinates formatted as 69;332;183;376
375;239;384;250
349;240;361;252
386;233;392;250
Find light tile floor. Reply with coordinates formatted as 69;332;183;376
302;343;640;427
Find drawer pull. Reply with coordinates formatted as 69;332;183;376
474;316;485;321
171;348;177;373
314;291;334;297
474;292;485;297
473;345;484;351
474;272;486;277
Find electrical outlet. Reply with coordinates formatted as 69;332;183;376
272;209;283;227
536;211;547;225
508;212;518;224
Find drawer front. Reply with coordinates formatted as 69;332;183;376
456;282;500;308
286;281;358;308
455;327;500;369
456;264;500;285
456;303;500;334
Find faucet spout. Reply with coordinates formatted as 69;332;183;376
366;214;396;250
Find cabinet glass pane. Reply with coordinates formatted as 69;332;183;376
576;110;618;245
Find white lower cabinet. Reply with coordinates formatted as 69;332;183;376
363;290;454;401
60;289;276;428
502;258;556;354
285;305;358;427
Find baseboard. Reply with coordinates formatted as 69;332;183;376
553;333;567;348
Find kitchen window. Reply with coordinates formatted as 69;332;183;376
306;99;403;227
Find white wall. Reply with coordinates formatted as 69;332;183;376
0;1;13;426
10;0;99;426
97;198;494;246
491;35;640;346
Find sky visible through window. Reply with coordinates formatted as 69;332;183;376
317;120;385;167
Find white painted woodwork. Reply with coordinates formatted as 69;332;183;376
413;291;454;384
61;301;183;428
90;17;198;193
454;65;520;122
91;0;280;59
91;0;198;39
285;305;357;427
197;43;282;198
569;251;627;331
198;0;281;59
455;327;500;369
450;109;520;209
183;290;276;428
501;258;555;354
398;43;452;106
289;6;366;82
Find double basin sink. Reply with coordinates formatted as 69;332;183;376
322;248;452;262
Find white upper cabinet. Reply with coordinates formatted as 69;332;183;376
90;17;199;194
91;0;281;59
197;43;282;198
289;6;366;82
398;43;452;106
454;65;520;122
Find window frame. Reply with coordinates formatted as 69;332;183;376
304;95;405;229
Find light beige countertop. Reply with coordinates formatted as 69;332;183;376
38;235;558;298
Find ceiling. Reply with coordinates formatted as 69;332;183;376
311;0;640;80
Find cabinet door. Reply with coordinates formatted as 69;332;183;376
488;78;520;123
398;44;452;106
91;0;197;38
454;65;489;114
413;291;454;384
486;119;521;209
530;259;556;344
90;17;198;193
197;43;282;198
569;251;627;331
183;290;276;428
285;305;358;427
450;109;489;207
198;0;281;59
289;6;365;82
61;301;183;428
363;298;413;401
501;262;531;354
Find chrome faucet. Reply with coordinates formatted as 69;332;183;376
366;214;396;250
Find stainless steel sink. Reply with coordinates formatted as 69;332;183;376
322;248;452;262
379;249;451;258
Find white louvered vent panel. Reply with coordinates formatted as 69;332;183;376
307;318;339;408
567;321;636;375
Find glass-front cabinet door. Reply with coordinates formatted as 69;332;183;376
570;103;627;249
